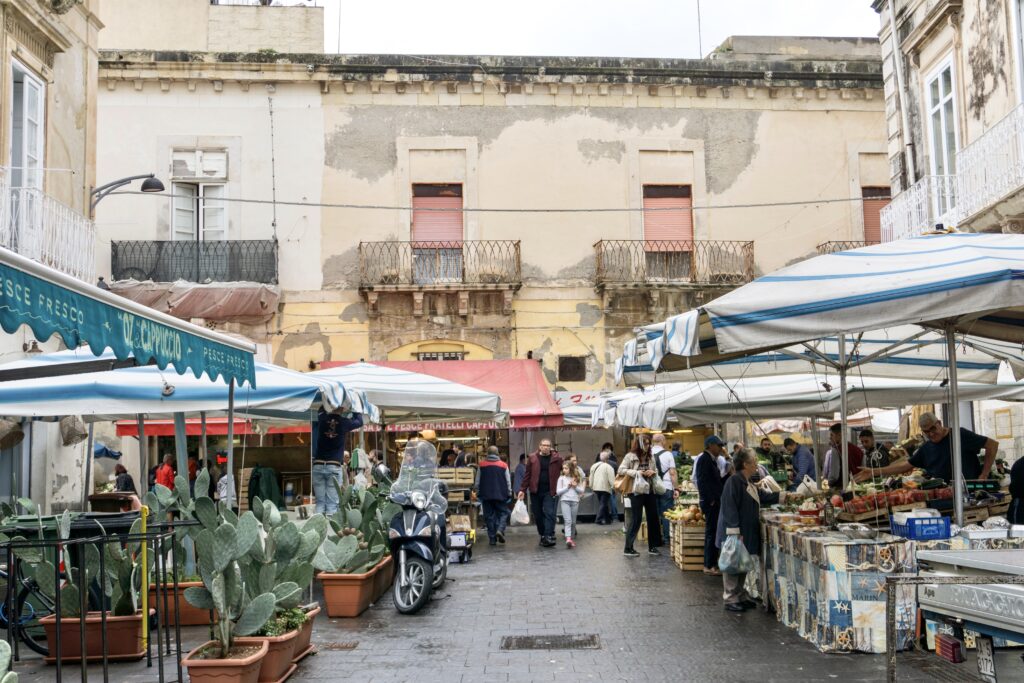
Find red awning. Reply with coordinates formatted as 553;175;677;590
321;359;563;429
115;417;307;437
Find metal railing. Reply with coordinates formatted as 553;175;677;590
111;240;279;283
879;175;957;242
816;240;880;254
0;171;96;282
594;240;754;286
358;240;521;287
955;102;1024;225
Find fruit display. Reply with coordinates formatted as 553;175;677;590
664;504;703;525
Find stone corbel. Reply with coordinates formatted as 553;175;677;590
1001;219;1024;234
458;291;469;317
503;290;514;315
366;291;379;317
413;291;424;317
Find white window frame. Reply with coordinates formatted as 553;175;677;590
925;59;959;205
170;148;228;182
169;182;227;241
9;60;45;190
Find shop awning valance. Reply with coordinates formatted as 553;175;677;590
0;247;256;386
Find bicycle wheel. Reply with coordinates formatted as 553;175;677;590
15;581;54;656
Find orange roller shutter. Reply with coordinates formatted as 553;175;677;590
861;188;890;243
643;195;693;252
412;196;464;246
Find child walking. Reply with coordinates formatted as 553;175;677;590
556;462;585;548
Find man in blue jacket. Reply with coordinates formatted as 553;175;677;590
312;407;363;514
784;438;816;491
476;446;512;546
695;435;727;575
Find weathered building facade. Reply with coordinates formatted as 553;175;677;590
96;3;888;393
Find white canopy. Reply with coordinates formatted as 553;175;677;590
311;362;502;424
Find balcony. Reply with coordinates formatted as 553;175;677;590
816;240;879;255
879;174;957;242
593;240;754;289
0;173;96;282
110;240;278;284
358;241;521;290
955;103;1024;231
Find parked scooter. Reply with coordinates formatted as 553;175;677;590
387;439;449;614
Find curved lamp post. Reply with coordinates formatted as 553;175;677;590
90;174;165;217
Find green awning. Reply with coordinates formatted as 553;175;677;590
0;247;255;386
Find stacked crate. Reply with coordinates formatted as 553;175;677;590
669;520;705;571
238;467;255;512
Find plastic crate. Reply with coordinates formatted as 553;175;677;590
964;479;1000;492
889;514;950;540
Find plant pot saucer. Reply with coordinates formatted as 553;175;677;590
266;662;297;683
45;649;145;664
291;644;315;664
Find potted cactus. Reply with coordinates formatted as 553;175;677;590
314;482;395;617
231;498;327;682
0;639;18;682
33;512;151;662
180;512;277;683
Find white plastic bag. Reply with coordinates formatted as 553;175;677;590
795;475;818;497
718;535;756;574
759;476;781;494
510;500;530;526
632;475;651;495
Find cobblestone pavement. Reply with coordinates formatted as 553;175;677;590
13;524;1024;682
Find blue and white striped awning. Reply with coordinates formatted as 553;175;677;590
622;234;1024;381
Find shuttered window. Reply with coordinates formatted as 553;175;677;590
412;184;463;245
643;185;693;252
862;187;890;243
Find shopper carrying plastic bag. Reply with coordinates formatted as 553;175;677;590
510;499;530;526
718;535;755;574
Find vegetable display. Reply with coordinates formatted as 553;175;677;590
664;504;704;525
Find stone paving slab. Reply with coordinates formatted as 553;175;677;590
10;524;1023;681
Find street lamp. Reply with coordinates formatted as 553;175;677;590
90;173;165;217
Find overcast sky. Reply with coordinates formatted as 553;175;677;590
317;0;881;58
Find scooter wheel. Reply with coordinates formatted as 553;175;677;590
393;555;434;614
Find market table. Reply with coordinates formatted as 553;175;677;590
762;513;917;653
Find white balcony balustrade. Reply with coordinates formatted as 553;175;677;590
879;174;957;242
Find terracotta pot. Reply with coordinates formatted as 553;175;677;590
373;555;394;602
235;629;299;683
318;558;387;618
40;610;152;662
149;581;216;627
182;639;269;683
291;604;321;664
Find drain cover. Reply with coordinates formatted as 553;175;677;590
500;634;600;651
322;641;359;651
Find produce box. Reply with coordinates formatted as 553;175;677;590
668;520;705;571
436;467;475;485
449;514;472;532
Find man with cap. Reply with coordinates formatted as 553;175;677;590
695;435;728;575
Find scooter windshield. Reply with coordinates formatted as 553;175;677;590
391;440;446;514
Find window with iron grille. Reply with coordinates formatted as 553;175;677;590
416;351;466;361
558;356;587;382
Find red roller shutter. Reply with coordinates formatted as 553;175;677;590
643;186;692;252
862;187;890;243
412;196;463;246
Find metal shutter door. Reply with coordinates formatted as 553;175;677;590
862;197;889;243
642;196;693;252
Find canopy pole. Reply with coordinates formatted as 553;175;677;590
811;415;822;486
173;413;188;481
136;415;148;495
199;412;208;474
227;381;236;509
839;335;850;490
81;423;94;512
946;326;964;527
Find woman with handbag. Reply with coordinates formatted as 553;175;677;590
618;436;664;557
717;449;792;612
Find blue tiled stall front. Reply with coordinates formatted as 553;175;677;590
762;516;917;653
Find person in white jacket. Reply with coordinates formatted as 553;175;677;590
589;451;615;525
556;461;585;548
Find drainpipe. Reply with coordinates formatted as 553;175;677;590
888;0;917;186
1011;0;1024;105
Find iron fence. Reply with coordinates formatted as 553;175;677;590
111;240;278;284
879;175;957;241
594;240;754;286
359;240;521;287
816;240;880;254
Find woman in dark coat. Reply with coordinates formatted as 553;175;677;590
113;463;138;495
716;449;792;612
1009;457;1024;524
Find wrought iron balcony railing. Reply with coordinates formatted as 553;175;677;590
0;170;96;282
816;240;879;255
594;240;754;287
955;103;1024;226
110;240;278;284
879;174;957;242
358;241;521;288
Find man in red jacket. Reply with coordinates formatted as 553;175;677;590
516;439;563;547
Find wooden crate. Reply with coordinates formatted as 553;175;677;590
437;468;475;485
668;521;705;571
237;468;255;512
988;501;1010;517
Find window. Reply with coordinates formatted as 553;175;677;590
861;187;891;243
10;61;45;190
171;183;226;241
642;185;693;280
412;183;463;284
926;61;958;215
171;149;228;182
416;351;466;361
557;356;587;382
